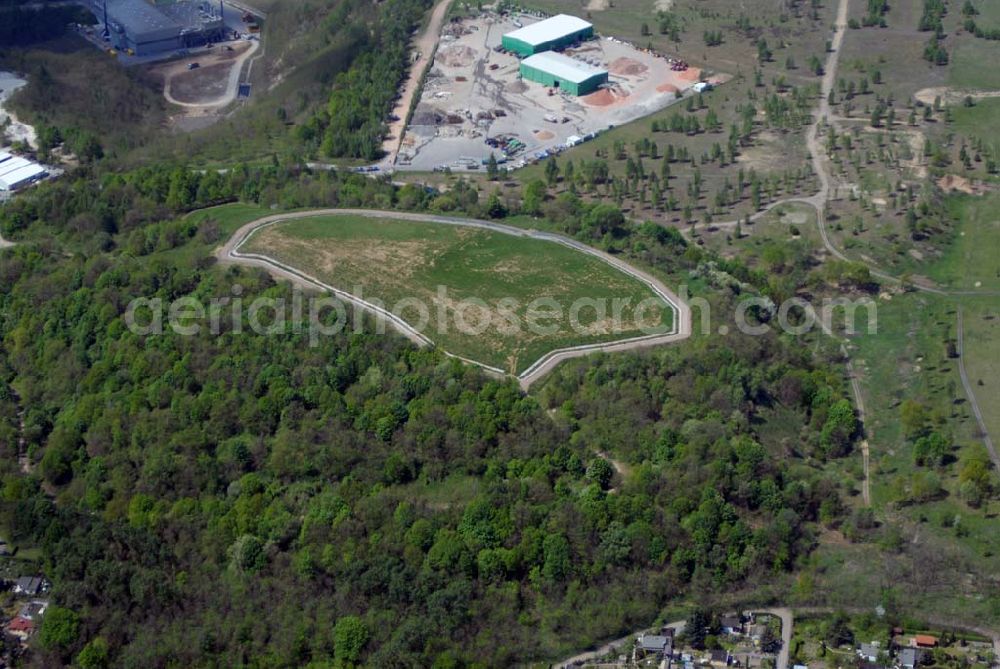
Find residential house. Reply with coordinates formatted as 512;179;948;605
911;636;938;649
8;616;34;640
636;633;672;660
12;576;44;596
709;649;730;668
18;600;48;621
721;615;744;636
858;643;882;662
899;647;926;669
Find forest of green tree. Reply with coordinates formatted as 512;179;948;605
0;161;861;666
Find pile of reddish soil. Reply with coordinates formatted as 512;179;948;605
534;130;555;140
582;87;628;107
608;57;648;76
656;83;679;93
679;67;701;82
583;88;615;106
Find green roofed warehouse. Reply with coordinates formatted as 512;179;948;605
501;14;594;57
519;51;608;96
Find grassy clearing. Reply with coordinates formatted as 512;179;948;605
950;97;1000;165
184;202;271;237
394;474;481;509
835;289;1000;624
949;38;1000;91
699;200;820;257
932;194;1000;291
242;214;674;373
847;293;976;507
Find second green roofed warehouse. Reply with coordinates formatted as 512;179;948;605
502;14;594;57
519;52;608;96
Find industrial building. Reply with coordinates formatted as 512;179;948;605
501;14;594;57
89;0;226;55
519;51;608;96
0;152;48;191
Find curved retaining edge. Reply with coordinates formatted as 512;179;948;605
220;209;692;389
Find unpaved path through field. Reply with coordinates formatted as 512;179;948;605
957;307;999;470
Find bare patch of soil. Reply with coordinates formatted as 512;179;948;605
169;63;231;104
608;57;648;77
438;45;477;68
678;67;701;82
257;232;434;281
938;174;986;195
914;86;1000;106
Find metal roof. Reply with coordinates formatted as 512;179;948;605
0;165;47;189
639;635;670;650
521;51;606;84
105;0;183;44
0;151;12;164
0;156;33;178
0;161;46;190
505;14;592;47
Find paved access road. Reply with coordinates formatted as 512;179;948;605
218;208;692;389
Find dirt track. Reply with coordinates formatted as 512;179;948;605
381;0;455;167
217;208;692;389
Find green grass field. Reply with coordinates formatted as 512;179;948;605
949;38;1000;91
185;202;271;237
961;296;1000;445
241;214;674;373
950;99;1000;175
933;194;1000;291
